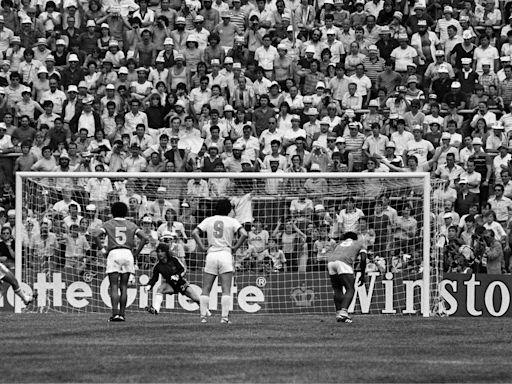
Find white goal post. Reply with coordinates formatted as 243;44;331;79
14;171;441;316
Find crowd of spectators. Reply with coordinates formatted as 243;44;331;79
0;0;510;276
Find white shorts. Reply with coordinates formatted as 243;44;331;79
106;249;135;274
204;250;234;275
0;262;9;280
328;260;354;275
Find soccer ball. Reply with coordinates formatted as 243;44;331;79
128;274;136;287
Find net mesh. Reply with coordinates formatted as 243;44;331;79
15;173;445;316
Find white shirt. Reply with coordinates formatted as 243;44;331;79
197;215;242;253
391;130;414;156
390;46;418;72
255;45;279;71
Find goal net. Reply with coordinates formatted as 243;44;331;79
13;172;445;317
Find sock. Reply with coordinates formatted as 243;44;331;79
153;293;163;313
200;295;209;317
221;295;231;318
14;288;30;304
340;308;348;316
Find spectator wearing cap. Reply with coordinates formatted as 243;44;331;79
168;16;189;53
441;81;467;110
410;20;439;66
390;34;418;74
425;50;455;84
60;53;84;89
342;121;365;171
456;57;479;95
451;31;476;72
213;11;240;53
189;15;210;51
430;64;453;100
78;19;99;55
73;96;102;137
361;45;384;86
5;36;25;73
435;5;461;45
16;86;44;121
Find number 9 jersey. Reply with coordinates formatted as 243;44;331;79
196;215;242;253
101;218;141;253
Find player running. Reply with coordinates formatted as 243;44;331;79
0;262;36;306
192;199;248;324
327;232;367;323
144;243;207;315
95;202;148;322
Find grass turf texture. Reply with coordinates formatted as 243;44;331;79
2;313;512;383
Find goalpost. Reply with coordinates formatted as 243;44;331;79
13;171;445;317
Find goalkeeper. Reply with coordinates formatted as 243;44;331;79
144;243;204;315
327;232;367;323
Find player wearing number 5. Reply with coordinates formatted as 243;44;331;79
95;202;148;322
192;199;248;324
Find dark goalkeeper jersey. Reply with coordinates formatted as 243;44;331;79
147;257;186;288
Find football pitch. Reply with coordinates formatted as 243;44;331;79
2;313;512;383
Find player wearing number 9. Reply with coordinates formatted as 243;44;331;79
95;202;149;322
192;199;248;324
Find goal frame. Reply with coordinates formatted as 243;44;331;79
15;171;432;316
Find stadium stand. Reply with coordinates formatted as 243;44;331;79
0;0;511;279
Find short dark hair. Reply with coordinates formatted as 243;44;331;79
111;202;128;218
216;199;232;216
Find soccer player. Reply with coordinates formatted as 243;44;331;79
0;262;35;306
192;199;248;324
327;232;367;323
144;243;206;315
95;202;148;322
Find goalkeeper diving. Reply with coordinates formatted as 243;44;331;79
144;243;208;315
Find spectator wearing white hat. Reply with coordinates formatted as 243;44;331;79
169;16;189;53
425;50;455;84
435;6;461;44
456;57;478;95
188;14;209;50
60;53;85;89
410;20;439;66
390;34;418;73
213;11;240;53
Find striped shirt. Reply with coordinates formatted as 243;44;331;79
500;78;512;107
362;57;385;85
343;133;365;162
230;9;246;33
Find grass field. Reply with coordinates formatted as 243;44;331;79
2;312;512;383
